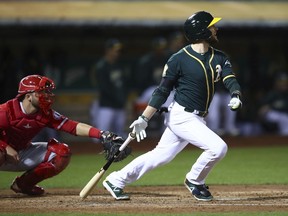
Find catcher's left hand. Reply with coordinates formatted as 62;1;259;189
100;131;132;162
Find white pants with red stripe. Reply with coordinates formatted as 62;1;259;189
107;101;227;188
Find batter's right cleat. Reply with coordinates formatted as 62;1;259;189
184;179;213;201
10;177;45;196
103;179;130;200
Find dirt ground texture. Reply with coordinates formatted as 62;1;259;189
1;185;288;214
1;135;288;214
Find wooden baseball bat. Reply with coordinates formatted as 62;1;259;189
79;131;136;199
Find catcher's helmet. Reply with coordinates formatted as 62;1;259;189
184;11;221;42
17;75;56;113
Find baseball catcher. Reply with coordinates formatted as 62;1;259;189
101;131;132;162
0;74;129;196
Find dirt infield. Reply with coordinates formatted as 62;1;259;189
1;136;287;214
1;185;288;214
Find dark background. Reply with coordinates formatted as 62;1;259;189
1;20;288;138
1;24;287;90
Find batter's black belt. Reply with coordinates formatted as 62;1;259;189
184;108;208;117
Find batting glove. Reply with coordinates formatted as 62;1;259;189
129;115;148;142
228;96;242;111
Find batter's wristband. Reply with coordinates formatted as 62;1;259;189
141;115;149;122
88;127;101;139
231;91;241;98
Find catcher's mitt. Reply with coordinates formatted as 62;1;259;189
101;131;132;162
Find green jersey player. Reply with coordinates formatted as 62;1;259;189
103;11;242;201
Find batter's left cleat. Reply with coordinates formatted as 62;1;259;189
184;179;213;201
103;179;130;200
10;177;45;196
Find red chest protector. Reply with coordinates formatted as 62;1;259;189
0;99;51;151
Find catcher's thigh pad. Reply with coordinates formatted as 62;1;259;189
46;138;71;158
41;138;72;177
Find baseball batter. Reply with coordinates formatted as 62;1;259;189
103;11;242;201
0;75;122;196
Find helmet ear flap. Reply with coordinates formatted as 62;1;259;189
184;27;212;43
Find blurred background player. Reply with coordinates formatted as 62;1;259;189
133;37;169;135
166;31;186;57
0;74;122;196
134;37;168;102
90;38;130;137
258;72;288;135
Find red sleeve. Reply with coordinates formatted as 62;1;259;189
88;127;101;139
48;110;78;135
59;119;79;135
0;104;9;128
59;120;101;138
49;110;101;138
0;104;9;152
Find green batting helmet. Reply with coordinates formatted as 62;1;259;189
184;11;221;42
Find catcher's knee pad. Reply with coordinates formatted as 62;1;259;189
37;138;72;178
46;138;71;158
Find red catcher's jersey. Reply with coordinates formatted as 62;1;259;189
0;99;76;151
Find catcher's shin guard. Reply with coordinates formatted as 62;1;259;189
11;139;71;195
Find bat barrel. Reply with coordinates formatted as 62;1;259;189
79;169;105;199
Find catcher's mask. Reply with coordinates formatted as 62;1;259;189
17;75;56;114
184;11;221;43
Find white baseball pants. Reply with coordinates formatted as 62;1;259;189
107;102;228;188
